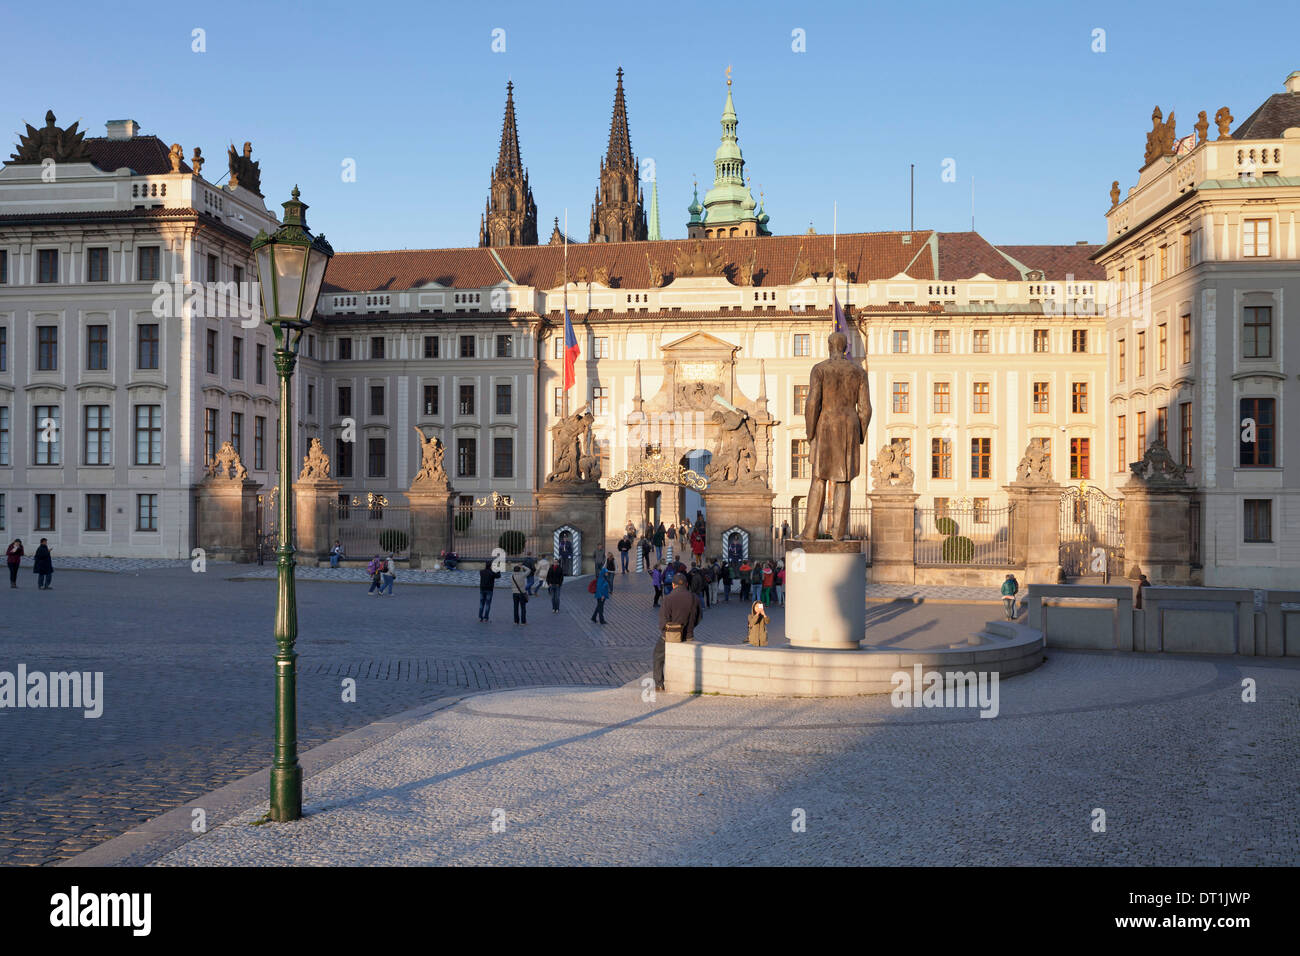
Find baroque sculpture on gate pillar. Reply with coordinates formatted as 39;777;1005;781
1127;439;1188;488
870;443;914;492
207;441;248;481
298;437;331;482
801;331;872;541
707;396;766;487
546;405;600;485
1015;438;1054;484
411;426;451;490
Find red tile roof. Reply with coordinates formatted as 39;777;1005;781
996;244;1105;280
322;248;507;292
933;232;1021;280
84;135;191;175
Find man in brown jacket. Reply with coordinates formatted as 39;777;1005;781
653;578;702;691
802;331;872;541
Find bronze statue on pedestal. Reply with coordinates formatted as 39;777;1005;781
801;331;871;541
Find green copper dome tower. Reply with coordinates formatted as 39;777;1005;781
688;68;769;239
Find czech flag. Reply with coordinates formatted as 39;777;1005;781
833;291;851;356
563;305;580;390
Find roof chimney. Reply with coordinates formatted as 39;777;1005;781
1284;71;1300;94
105;119;140;140
1076;240;1090;245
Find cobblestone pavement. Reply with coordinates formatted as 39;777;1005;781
0;565;718;866
156;651;1300;866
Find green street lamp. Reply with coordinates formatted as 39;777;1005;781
251;186;333;822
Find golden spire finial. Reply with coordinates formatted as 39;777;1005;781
726;64;732;87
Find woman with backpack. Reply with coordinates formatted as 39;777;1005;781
378;554;396;596
545;559;565;613
6;539;24;588
510;563;529;625
650;563;663;607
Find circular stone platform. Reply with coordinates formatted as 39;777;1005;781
663;621;1044;697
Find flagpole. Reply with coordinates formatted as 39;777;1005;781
563;208;569;419
832;201;837;338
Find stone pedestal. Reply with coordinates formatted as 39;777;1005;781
408;485;455;568
536;482;609;575
867;490;918;584
1005;481;1062;584
705;486;775;561
783;539;866;649
1122;481;1193;584
294;479;341;564
196;478;260;562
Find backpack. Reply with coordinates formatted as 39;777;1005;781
588;579;598;594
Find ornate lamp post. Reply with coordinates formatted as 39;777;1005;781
251;187;333;821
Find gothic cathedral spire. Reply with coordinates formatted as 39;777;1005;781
480;81;539;247
589;68;647;243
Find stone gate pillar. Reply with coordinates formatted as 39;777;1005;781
705;487;776;561
1122;441;1194;584
408;489;455;568
867;489;918;583
196;441;260;562
537;484;609;575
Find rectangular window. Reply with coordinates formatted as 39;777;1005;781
891;437;912;470
1072;329;1087;353
0;493;4;530
592;386;609;416
423;384;439;415
1180;402;1192;468
892;330;910;353
137;323;159;370
424;335;440;358
0;326;6;371
87;248;109;282
86;325;109;370
1070;437;1091;480
338;385;352;417
1033;329;1049;353
231;337;243;380
1137;256;1146;293
457;437;476;477
1071;381;1088;414
1117;338;1126;382
933;382;951;414
970;438;991;479
137;247;160;281
934;497;950;518
1117;415;1127;472
459;384;475;415
0;407;8;465
553;337;564;360
1033;381;1049;414
972;381;990;414
370;336;385;360
255;342;265;385
335;438;353;478
554;387;564;417
0;249;7;283
932;330;950;353
85;494;106;532
459;335;476;358
973;498;990;524
230;412;243;458
254;416;265;470
370;385;385;416
307;383;315;415
592;337;609;359
1242;219;1270;257
36;494;56;531
496;382;512;415
83;405;111;465
891;382;910;413
38;249;59;283
1158;244;1168;281
493;436;513;478
931;438;952;479
233;265;243;288
1154;406;1168;449
1157;323;1168;371
1241;306;1272;359
206;328;218;374
367;437;386;477
205;408;218;464
37;326;58;370
1243;499;1272;543
791;439;809;479
1180;315;1191;365
794;385;809;416
338;337;352;360
34;406;60;464
1137;331;1146;376
1182;231;1192;269
793;334;811;357
207;254;218;282
1239;397;1275;467
972;329;990;353
1136;411;1147;456
136;494;158;532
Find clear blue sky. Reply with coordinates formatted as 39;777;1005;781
9;0;1298;251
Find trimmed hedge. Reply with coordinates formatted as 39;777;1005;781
935;516;959;537
378;529;409;553
941;535;974;563
498;530;526;555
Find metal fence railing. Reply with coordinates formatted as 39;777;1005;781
771;505;871;559
914;504;1015;566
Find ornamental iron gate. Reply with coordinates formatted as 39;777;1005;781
1059;485;1124;578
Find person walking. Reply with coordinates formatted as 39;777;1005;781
591;565;611;624
653;577;703;690
378;554;397;596
329;540;344;569
522;550;538;597
366;554;384;596
6;539;24;588
604;555;617;594
639;535;652;571
478;560;500;622
653;522;666;562
33;539;54;590
747;600;769;647
738;559;752;602
546;559;564;613
760;562;775;605
651;563;664;608
690;528;705;567
720;559;732;602
618;535;632;574
1001;573;1020;620
511;563;529;625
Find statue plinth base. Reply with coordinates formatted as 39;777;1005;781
537;483;610;575
197;478;261;563
704;485;774;561
1121;479;1194;584
782;538;866;650
294;479;341;563
408;485;456;568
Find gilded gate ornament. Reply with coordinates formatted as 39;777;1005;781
606;454;708;491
